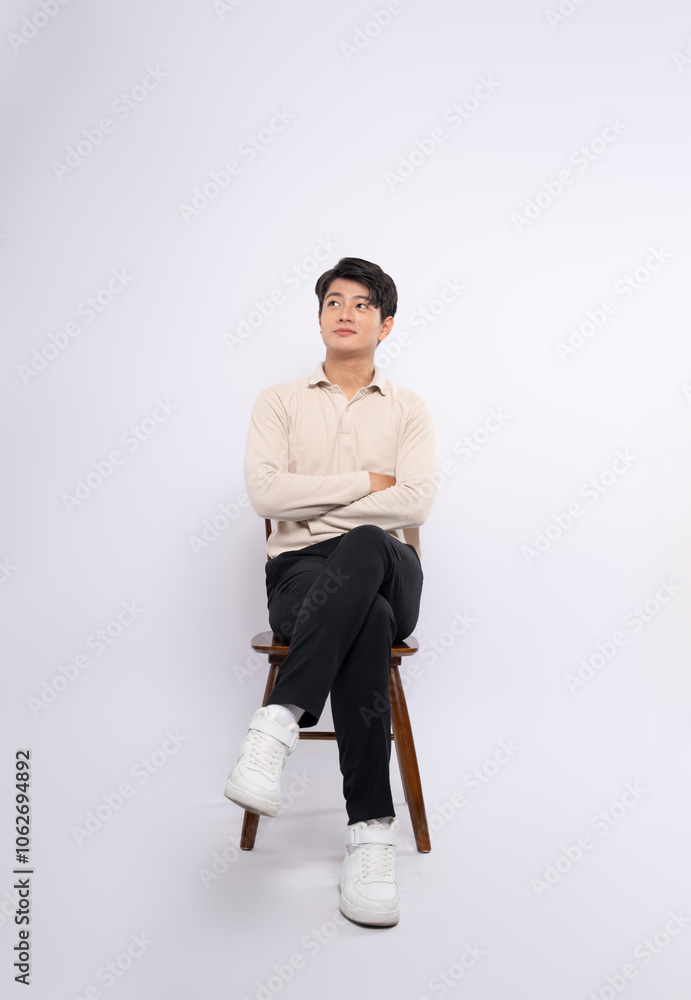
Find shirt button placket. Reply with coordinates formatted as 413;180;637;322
341;399;356;464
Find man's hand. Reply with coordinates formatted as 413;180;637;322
368;472;396;493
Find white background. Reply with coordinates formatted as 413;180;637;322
2;0;691;998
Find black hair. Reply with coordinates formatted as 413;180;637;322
315;257;397;321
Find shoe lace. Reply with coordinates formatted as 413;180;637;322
243;729;283;776
358;842;395;883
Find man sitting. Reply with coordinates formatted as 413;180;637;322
224;256;437;926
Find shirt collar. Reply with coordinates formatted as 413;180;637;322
308;361;388;395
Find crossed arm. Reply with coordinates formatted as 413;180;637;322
243;388;438;532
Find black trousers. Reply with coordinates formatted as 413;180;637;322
264;524;423;825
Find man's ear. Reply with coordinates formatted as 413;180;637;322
377;316;394;342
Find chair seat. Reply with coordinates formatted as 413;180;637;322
251;631;419;656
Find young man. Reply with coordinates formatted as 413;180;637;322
224;257;437;927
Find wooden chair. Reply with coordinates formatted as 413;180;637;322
239;519;431;853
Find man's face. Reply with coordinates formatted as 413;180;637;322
318;278;393;358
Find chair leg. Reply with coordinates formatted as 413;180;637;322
239;661;282;851
240;810;260;851
261;660;280;704
389;664;431;853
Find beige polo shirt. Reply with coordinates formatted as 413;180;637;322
243;361;438;559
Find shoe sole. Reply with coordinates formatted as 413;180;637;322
223;779;279;817
339;890;400;927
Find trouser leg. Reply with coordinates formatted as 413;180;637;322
265;525;423;726
330;593;397;824
263;524;423;822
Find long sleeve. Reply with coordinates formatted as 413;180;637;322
314;394;438;533
243;386;371;521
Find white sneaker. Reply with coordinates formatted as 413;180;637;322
224;708;299;817
339;818;400;926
